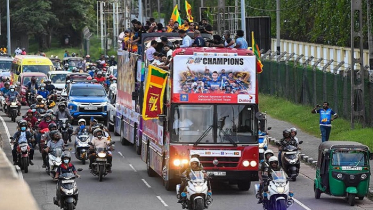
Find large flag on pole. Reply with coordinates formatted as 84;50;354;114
171;5;182;24
185;0;194;22
142;65;169;120
251;31;263;74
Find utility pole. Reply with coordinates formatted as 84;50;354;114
100;1;104;51
139;0;143;23
368;0;373;71
276;0;280;54
157;0;161;23
240;0;246;35
218;0;225;35
7;0;11;54
173;0;176;7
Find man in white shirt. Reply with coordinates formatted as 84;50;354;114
178;30;192;48
146;40;158;62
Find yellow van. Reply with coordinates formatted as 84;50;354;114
11;55;54;85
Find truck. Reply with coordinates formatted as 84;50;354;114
114;33;260;191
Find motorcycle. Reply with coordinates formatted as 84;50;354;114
7;96;19;122
11;137;31;173
280;142;303;181
27;90;37;106
176;170;213;210
53;172;81;210
88;142;115;182
255;170;294;210
58;118;73;145
46;147;63;179
74;129;90;164
30;103;47;117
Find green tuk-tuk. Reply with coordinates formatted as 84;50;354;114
314;141;372;206
62;57;84;72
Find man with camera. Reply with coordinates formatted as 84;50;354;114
311;102;338;142
198;18;213;35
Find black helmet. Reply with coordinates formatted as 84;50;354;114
49;130;59;139
61;151;72;161
48;123;57;130
18;119;27;128
44;79;51;84
58;103;66;108
283;129;291;138
44;113;52;122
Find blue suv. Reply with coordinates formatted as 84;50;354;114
67;83;108;123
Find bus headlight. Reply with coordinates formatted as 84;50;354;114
242;160;250;167
173;159;181;166
250;160;257;167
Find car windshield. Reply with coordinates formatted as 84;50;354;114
332;151;367;166
69;60;83;67
70;87;106;97
50;74;67;84
22;65;51;75
22;76;47;86
0;61;12;71
171;104;257;144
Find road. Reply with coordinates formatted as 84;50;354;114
2;107;373;210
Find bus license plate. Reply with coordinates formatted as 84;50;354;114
208;171;226;176
85;106;97;110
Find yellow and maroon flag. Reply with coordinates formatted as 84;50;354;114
251;31;263;74
185;0;194;22
142;65;169;120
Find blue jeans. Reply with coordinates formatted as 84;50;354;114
320;125;331;142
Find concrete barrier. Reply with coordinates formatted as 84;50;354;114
0;146;39;210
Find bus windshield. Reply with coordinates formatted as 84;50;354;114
171;104;258;144
22;65;51;75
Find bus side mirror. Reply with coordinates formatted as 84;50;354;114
158;114;167;122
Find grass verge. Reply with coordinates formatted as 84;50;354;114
259;94;373;149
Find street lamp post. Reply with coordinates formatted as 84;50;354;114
7;0;11;54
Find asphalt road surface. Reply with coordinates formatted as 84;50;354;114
2;107;373;210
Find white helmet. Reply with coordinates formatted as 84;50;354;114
264;149;274;159
78;119;86;124
36;95;43;99
268;156;278;163
190;157;200;167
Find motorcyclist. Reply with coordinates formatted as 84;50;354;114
44;79;56;92
89;129;113;172
55;103;73;122
37;83;50;99
34;95;48;111
24;109;38;129
26;77;39;104
11;120;35;165
257;149;275;203
5;85;21;116
290;127;299;144
64;63;69;71
0;76;8;89
89;119;109;134
38;114;55;130
177;157;210;203
108;55;117;66
0;81;10;95
278;129;295;167
73;119;87;135
94;71;106;83
54;151;80;207
42;129;64;168
262;156;282;193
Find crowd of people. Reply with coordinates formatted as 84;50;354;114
118;17;250;71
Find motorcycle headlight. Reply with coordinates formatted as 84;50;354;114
277;186;285;194
259;143;265;148
336;173;343;179
97;153;106;158
195;186;203;192
21;146;27;152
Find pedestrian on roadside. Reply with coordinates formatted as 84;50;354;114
311;102;338;142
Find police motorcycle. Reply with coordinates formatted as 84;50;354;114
255;160;294;210
278;140;303;181
58;118;73;145
46;147;63;179
74;127;90;165
88;141;115;182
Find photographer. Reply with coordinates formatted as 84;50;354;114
199;18;213;35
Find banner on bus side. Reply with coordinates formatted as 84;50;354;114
172;55;256;103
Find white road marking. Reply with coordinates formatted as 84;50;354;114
294;198;312;210
118;151;124;158
141;179;151;188
156;196;168;207
0;115;11;142
129;164;137;172
1;148;18;178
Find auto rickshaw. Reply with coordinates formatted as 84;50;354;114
49;56;61;70
62;57;84;72
314;141;372;206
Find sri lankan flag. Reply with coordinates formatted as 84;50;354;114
171;5;182;24
251;31;263;74
142;65;169;120
185;0;194;22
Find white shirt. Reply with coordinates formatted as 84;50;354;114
19;132;27;143
151;60;162;66
146;46;156;61
166;50;173;58
180;35;192;48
